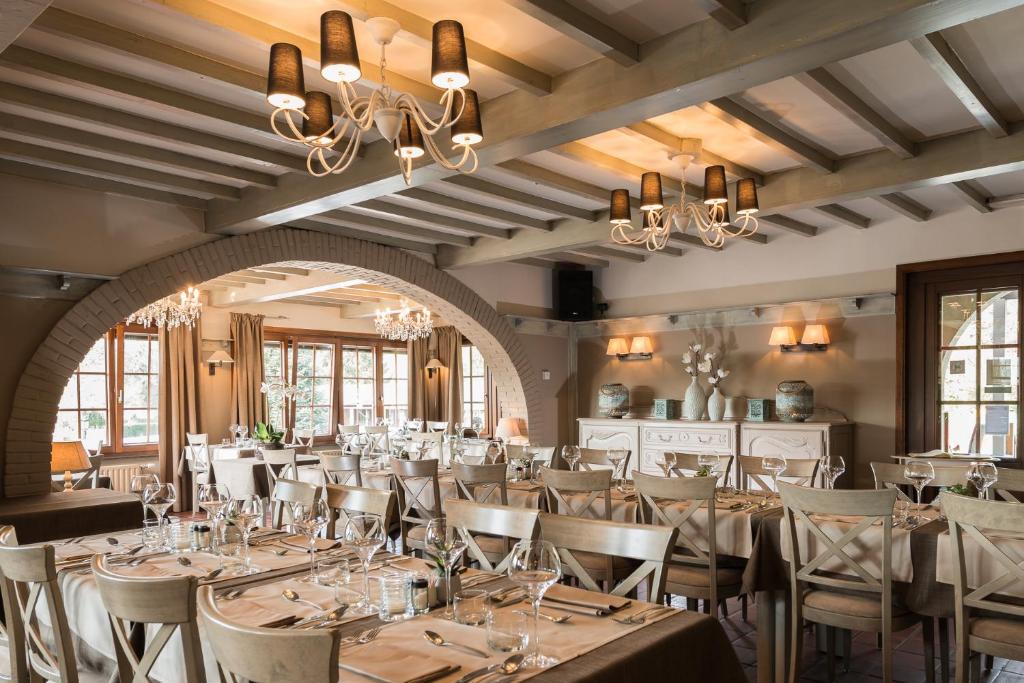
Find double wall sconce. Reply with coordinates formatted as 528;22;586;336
425;351;445;378
206;349;235;375
606;336;654;361
769;324;830;352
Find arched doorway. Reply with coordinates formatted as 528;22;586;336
5;228;540;497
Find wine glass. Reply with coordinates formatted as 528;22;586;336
761;456;787;505
485;441;502;465
656;452;677;478
344;514;386;614
228;423;239;446
197;483;231;520
142;483;176;546
291;499;329;581
561;446;581;472
508;540;562;669
607;448;627;492
225;495;264;574
698;454;723;500
822;455;846;490
904;461;935;506
130;473;159;520
425;517;467;620
966;461;998;499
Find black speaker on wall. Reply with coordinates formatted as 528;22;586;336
553;268;594;321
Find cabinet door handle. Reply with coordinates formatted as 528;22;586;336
657;434;672;442
697;435;711;444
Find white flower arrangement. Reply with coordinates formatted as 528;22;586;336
681;342;707;378
707;355;731;387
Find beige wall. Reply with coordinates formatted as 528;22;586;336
577;315;896;488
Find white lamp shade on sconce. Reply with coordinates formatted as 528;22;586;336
494;417;522;440
768;326;797;346
606;338;629;356
207;349;234;365
629;336;653;354
801;324;830;345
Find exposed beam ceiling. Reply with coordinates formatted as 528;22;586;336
307;211;475;246
250;266;309;276
500;0;639;65
988;193;1024;210
546;251;610;268
353;199;513;240
206;0;1015;233
695;0;747;29
949;181;993;213
581;246;646;263
911;32;1009;137
512;258;556;269
289;221;438;254
495;159;620;204
757;214;819;237
794;68;916;159
620;122;764;184
395;187;552;231
815;204;871;229
875;192;933;221
441;176;597;221
1;0;51;51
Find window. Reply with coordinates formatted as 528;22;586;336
462;344;488;432
55;337;108;451
294;342;334;436
341;346;375;426
381;348;409;427
262;340;286;428
119;331;160;447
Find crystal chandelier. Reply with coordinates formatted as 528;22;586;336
375;300;433;341
266;13;482;184
609;139;760;250
127;287;201;330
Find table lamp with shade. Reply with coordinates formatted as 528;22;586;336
51;440;90;492
494;417;522;443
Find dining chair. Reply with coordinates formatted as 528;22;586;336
779;482;935;683
452;462;508;506
405;419;424;432
407;432;443;461
261;448;298;488
941;493;1024;683
739;455;819;491
461;428;480;439
92;556;206;683
69;451;104;491
578;447;633;476
445;499;540;572
291;428;315;448
669;453;735;483
270;478;322;529
426;421;449;433
538;513;677;604
363;425;389;453
324;484;397;542
0;538;98;683
197;586;340;683
181;433;211;513
318;451;362;487
992;466;1024;501
0;526;27;683
390;458;442;555
870;462;971;491
337;424;361;436
634;472;745;614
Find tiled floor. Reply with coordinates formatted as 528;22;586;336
688;596;1022;683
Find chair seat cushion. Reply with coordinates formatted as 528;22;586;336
666;563;744;588
803;590;910;619
471;534;508;556
971;617;1024;645
407;525;427;543
565;549;635;574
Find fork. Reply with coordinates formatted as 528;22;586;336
340;627;382;648
613;606;671;625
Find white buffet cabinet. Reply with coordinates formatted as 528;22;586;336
578;418;854;487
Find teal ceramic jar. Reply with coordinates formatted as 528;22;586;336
776;380;814;422
598;383;630;418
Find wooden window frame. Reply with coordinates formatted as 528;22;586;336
112;324;160;454
461;342;494;436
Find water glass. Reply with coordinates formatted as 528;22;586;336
378;573;414;622
894;498;911;528
486;607;530;653
454;588;488;626
141;519;163;549
166;522;191;553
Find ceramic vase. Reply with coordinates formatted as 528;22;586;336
707;387;726;421
776;380;814;422
723;394;744;420
598;383;630;418
683;377;707;421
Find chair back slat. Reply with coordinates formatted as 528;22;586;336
324;484;396;540
446;500;540;572
452;462;508;506
871;461;971;490
292;428;315;448
668;453;734;483
338;424;360;435
270;479;322;529
318;452;362;487
363;426;390;453
407;433;443;461
539;467;611;520
739;455;819;490
0;527;27;683
578;448;632;475
991;466;1024;502
261;448;298;487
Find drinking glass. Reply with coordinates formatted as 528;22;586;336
561;446;581;472
228;423;239;446
761;456;787;503
425;517;467;620
142;483;176;546
225;495;263;574
486;607;529;653
344;513;386;614
654;452;676;478
822;455;846;490
904;461;935;506
607;448;627;492
453;588;488;626
966;461;998;499
698;454;723;500
292;499;329;581
508;539;561;669
378;572;414;622
130;473;159;520
197;483;231;521
141;518;163;549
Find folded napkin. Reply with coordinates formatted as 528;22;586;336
339;652;457;683
278;535;338;552
541;583;630;615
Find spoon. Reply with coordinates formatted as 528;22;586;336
282;589;323;610
422;630;489;659
255;546;288;556
106;537;120;546
514;608;571;624
454;654;524;683
203;567;224;581
177;556;192;567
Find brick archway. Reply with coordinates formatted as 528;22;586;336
5;228;540;497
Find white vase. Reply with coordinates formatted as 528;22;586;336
683;377;707;421
707;387;726;422
723;394;744;420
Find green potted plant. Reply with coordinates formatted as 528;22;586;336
254;422;285;450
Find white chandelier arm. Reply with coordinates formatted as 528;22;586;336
336;81;382;132
307;129;362;176
419;133;478;173
394;88;464;136
270;108;311;144
718;213;759;238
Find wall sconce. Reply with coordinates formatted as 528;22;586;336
206;349;234;375
425;352;445;378
606;336;653;361
769;324;830;352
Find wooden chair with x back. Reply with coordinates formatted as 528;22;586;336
318;451;362;487
324;484;397;542
390;458;442;555
739;455;819;492
670;453;734;483
0;526;26;683
452;462;508;506
270;479;322;529
991;466;1024;501
445;499;540;572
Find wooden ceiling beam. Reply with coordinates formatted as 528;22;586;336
546;252;610;268
236;269;286;280
1;0;51;51
501;0;639;65
757;214;819;237
310;211;474;246
0;82;305;172
949;181;993;213
217;274;266;285
815;204;871;229
988;193;1024;210
441;175;597;221
695;0;747;29
354;199;512;240
579;246;646;263
875;193;933;222
495;159;614;204
795;68;916;159
207;279;245;288
288;221;438;254
621;122;764;184
699;98;837;172
396;187;552;231
511;258;556;269
911;32;1009;138
249;266;309;276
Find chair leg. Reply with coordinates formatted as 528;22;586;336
842;629;852;674
826;626;837;683
882;621;893;683
968;654;980;683
788;611;803;683
922;618;936;683
720;598;730;618
939;618;951;683
685;598;697;612
983;654;994;672
741;593;749;622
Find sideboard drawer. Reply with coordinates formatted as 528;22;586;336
740;428;825;460
641;425;735;453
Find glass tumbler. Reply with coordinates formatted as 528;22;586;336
378;572;414;622
486;607;530;653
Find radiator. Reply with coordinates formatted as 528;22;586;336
101;464;149;492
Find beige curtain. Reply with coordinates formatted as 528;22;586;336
435;327;462;430
407;335;430;421
229;313;265;430
158;323;201;511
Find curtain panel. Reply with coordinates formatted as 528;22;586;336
157;323;201;511
407;327;463;430
229;313;266;430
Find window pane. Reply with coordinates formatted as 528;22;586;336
313;378;332;405
940;349;976;401
80;338;106;372
383;380;397;405
980;404;1016;459
54;411;79;440
297;377;313;403
294;410;312;430
297;346;314;376
312;407;330;435
315;346;332;375
263;343;282;378
471;347;484;375
148;410;160;443
122;410;150;444
123;375;149;408
79;374;107;409
396;352;408;376
59;376;78;410
124;336;150;373
357;379;374;406
342;350;357;376
981;289;1019;346
982;348;1018;401
382;351;395;379
472;377;485;401
148;376;159;409
358;350;373;376
150;338;160;372
941;404;977;454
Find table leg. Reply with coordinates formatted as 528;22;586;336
756;590;776;683
775;591;789;683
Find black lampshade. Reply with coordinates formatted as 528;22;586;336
610;189;631;224
431;20;469;89
736;178;759;214
703;165;728;205
302;91;333;144
320;11;361;83
394;114;425;159
640;172;663;211
451;89;482;146
267;43;305;109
